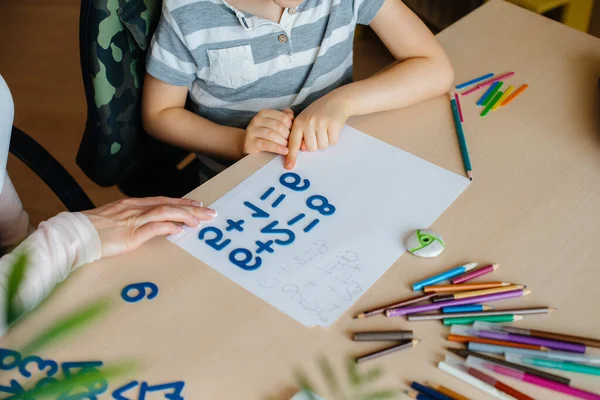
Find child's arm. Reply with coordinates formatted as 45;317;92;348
142;75;292;158
285;0;454;169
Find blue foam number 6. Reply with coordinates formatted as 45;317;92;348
229;249;262;271
307;195;336;216
199;227;231;251
121;282;158;303
279;172;310;192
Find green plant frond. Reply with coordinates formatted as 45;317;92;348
355;390;399;400
317;355;340;396
22;299;110;355
6;253;28;325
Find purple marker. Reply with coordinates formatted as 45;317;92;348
474;329;586;353
386;289;529;317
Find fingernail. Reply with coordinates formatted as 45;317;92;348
285;161;293;170
205;209;218;218
194;217;201;226
191;201;203;207
177;226;184;233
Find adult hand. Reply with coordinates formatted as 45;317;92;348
285;94;349;170
243;109;293;156
83;197;216;258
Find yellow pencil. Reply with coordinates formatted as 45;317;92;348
493;85;514;110
432;284;526;303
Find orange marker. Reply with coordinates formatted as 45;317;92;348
501;84;528;106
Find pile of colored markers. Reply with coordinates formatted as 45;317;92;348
455;72;529;118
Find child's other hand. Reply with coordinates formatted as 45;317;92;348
243;109;293;156
285;95;349;170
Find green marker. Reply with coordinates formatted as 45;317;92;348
443;314;521;326
481;90;504;117
481;82;503;107
507;355;600;376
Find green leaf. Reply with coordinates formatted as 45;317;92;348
6;253;28;325
317;356;340;396
357;367;383;385
356;390;399;400
21;362;134;398
346;358;360;387
22;299;110;355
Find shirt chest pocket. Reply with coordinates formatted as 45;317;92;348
207;45;259;89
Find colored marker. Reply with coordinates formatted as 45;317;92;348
443;315;522;326
452;264;499;284
454;92;464;122
412;262;477;291
481;90;504;117
450;94;473;181
477;83;499;106
501;84;528;106
506;353;600;376
461;72;515;95
456;73;495;90
469;342;600;365
493;85;514;110
481;82;503;107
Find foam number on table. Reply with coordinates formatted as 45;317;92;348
260;187;286;208
0;348;21;371
229;248;262;271
139;381;185;400
58;361;108;400
260;221;295;246
255;240;275;254
112;380;139;400
121;282;159;303
19;355;58;378
306;195;335;216
243;201;270;219
198;226;231;251
225;219;244;232
279;172;310;192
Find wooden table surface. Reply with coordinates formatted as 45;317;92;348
4;1;600;399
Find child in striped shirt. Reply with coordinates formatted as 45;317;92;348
142;0;453;177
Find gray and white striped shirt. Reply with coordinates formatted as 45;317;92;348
147;0;385;129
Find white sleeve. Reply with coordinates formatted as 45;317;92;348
0;212;102;335
0;74;15;192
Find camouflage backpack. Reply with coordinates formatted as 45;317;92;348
77;0;197;194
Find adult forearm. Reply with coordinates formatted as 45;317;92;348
337;56;454;117
144;107;246;159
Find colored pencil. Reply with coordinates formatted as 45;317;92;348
477;84;498;106
481;82;502;107
443;305;494;313
468;328;586;353
466;365;534;400
409;307;553;321
354;339;419;364
352;331;413;341
452;264;499;284
438;360;513;400
411;381;454;400
448;334;548;351
387;289;530;317
449;95;473;181
354;292;436;319
425;282;509;293
467;357;600;400
454;92;464;122
456;73;495;90
425;382;469;400
468;342;600;366
501;84;528;106
404;390;436;400
493;85;514;110
432;285;525;303
506;353;600;376
443;315;522;326
412;263;477;292
447;348;571;385
481;91;504;117
498;326;600;349
461;72;515;95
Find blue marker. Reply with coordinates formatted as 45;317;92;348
455;72;494;90
410;381;454;400
411;263;477;292
477;81;502;106
442;304;493;314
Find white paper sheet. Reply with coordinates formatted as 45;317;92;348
169;125;470;327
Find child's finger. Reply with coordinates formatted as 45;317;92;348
258;119;291;140
285;126;303;169
316;128;329;149
328;125;342;145
257;138;289;155
282;108;295;121
254;127;288;146
303;127;318;152
257;109;293;128
301;141;307;151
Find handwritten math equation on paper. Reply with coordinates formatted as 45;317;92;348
171;170;364;327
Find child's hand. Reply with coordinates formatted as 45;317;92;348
243;109;293;156
285;95;349;170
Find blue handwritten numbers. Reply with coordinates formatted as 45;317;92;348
19;355;58;378
139;381;185;400
121;282;158;303
0;348;20;371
